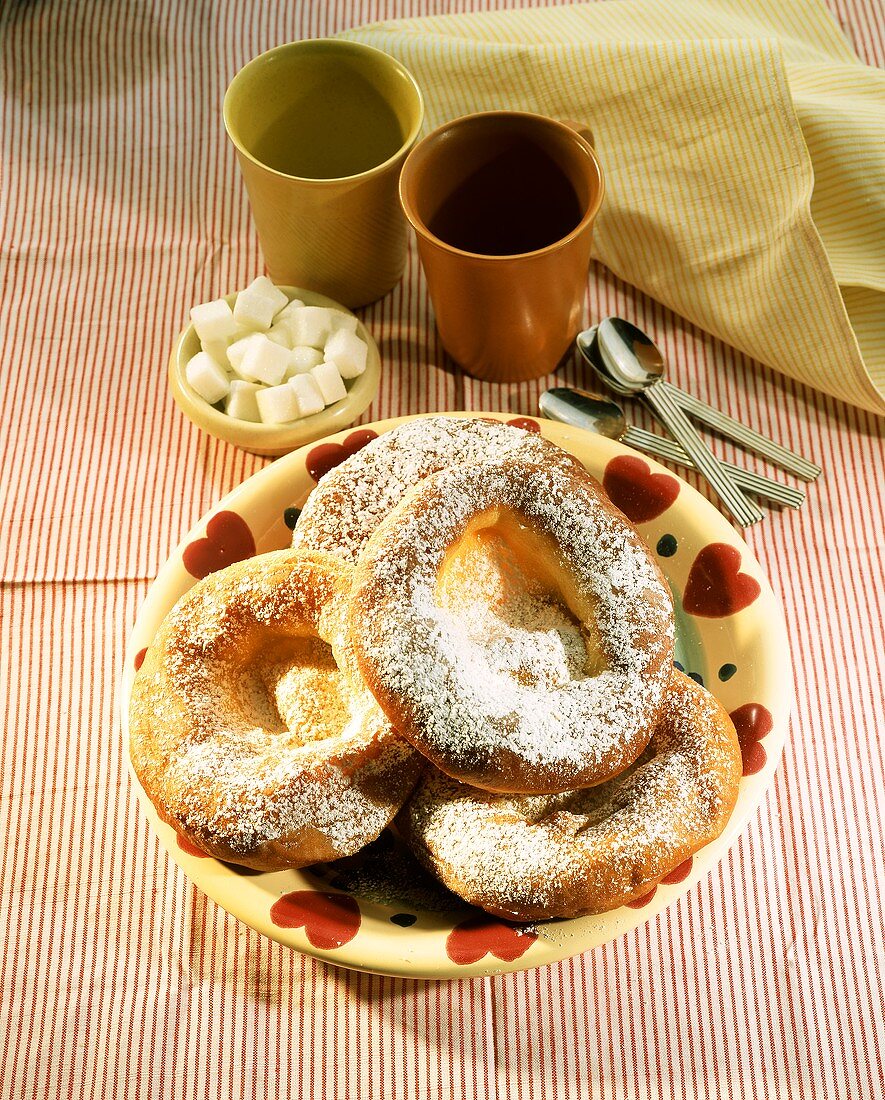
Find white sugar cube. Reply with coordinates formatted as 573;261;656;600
225;380;261;422
327;310;359;334
190;298;239;346
288;306;338;349
289;373;325;418
233;276;289;331
185;351;230;405
324;329;368;378
201;341;231;367
276;298;306;323
256;383;300;424
286;346;324;376
266;320;293;348
310;361;347;405
227;332;264;372
237;334;291;386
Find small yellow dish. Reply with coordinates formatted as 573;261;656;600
168;285;381;456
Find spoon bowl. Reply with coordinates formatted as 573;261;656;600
538;387;626;439
577;319;665;395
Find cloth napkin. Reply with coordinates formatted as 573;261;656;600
345;0;885;415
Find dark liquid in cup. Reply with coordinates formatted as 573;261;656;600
427;139;584;256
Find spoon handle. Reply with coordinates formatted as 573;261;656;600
642;382;765;525
659;381;821;481
622;427;805;508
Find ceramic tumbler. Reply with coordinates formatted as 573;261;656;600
224;40;424;308
399;112;604;382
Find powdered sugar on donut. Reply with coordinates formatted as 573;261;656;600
129;551;421;867
352;457;676;793
404;672;742;920
293;416;577;563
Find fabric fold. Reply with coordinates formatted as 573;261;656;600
345;0;885;414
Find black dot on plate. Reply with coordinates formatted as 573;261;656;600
674;660;685;672
390;913;417;927
656;534;678;557
688;671;705;686
719;663;737;682
283;507;301;530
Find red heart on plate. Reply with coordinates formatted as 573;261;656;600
182;511;256;580
602;455;681;523
660;856;693;885
270;891;361;949
445;916;537;965
507;417;541;433
626;887;657;909
683;543;761;617
306;429;378;482
730;702;774;776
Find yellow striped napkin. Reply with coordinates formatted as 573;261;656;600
344;0;885;415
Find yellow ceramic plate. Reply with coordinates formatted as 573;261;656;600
121;413;792;979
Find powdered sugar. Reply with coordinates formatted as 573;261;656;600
405;672;742;920
293;416;576;563
128;551;420;865
353;456;676;792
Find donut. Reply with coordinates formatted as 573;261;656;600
349;456;676;794
292;415;579;563
129;550;422;870
400;672;743;920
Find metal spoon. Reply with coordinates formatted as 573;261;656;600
577;321;765;526
587;318;821;481
539;387;805;508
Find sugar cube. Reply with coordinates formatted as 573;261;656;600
289;373;325;418
256;383;300;424
227;332;264;372
310;361;347;405
225;380;261;422
237;334;291;386
266;320;293;348
185;351;230;405
324;329;368;378
233;277;289;331
286;346;325;376
288;306;338;349
189;298;239;346
275;298;306;324
201;341;230;366
327;310;359;335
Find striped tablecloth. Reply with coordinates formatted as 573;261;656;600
1;1;883;1097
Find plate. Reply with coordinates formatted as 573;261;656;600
120;413;792;979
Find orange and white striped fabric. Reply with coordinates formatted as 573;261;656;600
1;1;883;1098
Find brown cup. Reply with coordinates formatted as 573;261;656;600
399;112;604;382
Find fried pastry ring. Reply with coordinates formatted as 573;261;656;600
292;415;580;563
350;456;676;794
129;550;421;870
401;672;743;920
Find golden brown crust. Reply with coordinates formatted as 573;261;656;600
350;456;676;794
129;550;421;870
400;671;743;920
292;415;583;563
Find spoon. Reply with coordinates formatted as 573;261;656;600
584;318;821;481
539;387;805;508
577;321;764;526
